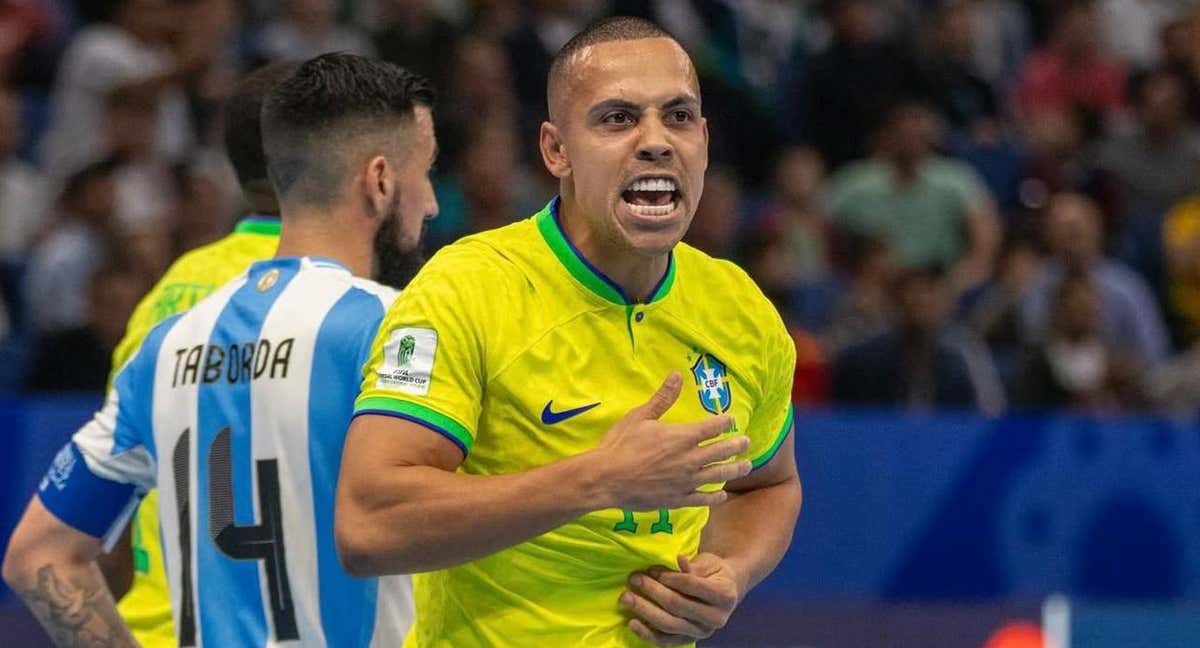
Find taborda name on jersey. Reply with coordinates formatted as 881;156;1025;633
377;327;438;395
171;337;295;387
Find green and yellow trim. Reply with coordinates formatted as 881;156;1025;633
233;215;282;237
750;404;794;470
354;396;474;455
534;198;675;306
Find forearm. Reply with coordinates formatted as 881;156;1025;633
6;556;137;648
338;451;608;575
699;475;801;594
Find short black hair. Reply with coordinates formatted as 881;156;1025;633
223;62;298;192
261;53;435;207
547;16;680;118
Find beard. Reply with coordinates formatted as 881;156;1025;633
372;205;428;290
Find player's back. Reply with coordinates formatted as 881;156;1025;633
129;256;407;647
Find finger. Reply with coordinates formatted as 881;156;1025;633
630;573;722;632
693;435;750;465
693;459;752;486
620;590;708;639
628;619;695;646
678;489;728;508
648;570;738;609
685;415;734;443
633;372;683;421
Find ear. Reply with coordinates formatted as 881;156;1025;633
363;155;393;218
539;121;571;179
700;117;710;172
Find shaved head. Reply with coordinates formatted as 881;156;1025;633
547;16;695;123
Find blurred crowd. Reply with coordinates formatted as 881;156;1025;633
4;0;1200;417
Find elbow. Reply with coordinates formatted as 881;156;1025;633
3;523;37;591
335;515;380;578
334;509;421;578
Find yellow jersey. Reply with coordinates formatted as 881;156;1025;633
355;199;795;647
109;216;280;647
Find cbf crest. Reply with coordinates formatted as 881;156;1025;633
691;353;732;414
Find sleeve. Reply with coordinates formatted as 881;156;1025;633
38;349;157;547
354;248;490;456
744;310;797;471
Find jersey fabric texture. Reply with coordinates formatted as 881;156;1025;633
42;256;409;647
355;198;797;647
110;216;280;648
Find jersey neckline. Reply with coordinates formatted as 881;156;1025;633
233;215;281;237
534;197;676;307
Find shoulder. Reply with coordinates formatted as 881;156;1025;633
673;244;793;355
405;219;536;299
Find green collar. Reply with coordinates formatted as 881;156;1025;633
534;198;675;306
233;215;281;237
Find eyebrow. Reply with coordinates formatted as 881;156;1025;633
587;94;701;119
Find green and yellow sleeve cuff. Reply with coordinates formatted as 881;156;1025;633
353;396;475;455
750;404;794;470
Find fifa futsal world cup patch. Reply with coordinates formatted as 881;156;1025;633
376;327;438;395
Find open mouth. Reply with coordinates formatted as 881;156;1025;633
621;177;681;217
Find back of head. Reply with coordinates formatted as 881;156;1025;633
262;53;434;211
223;62;299;213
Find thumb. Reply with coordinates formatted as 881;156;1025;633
632;372;682;421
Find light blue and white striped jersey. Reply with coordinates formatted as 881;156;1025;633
38;256;410;647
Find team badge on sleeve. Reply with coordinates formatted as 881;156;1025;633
691;353;732;414
376;327;438;395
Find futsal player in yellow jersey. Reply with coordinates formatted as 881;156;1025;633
105;64;291;647
338;17;801;647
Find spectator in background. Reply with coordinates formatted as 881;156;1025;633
968;0;1032;90
1096;69;1200;223
504;0;591;146
1015;269;1146;411
965;235;1044;377
923;0;999;138
257;0;375;62
754;146;830;281
1015;1;1126;125
799;0;927;169
683;165;742;260
23;157;121;334
0;87;46;257
24;264;145;392
437;36;519;171
41;0;209;179
823;231;893;354
103;86;178;233
1022;192;1171;364
1015;107;1117;223
1159;15;1200;120
832;264;1006;414
372;0;460;96
1161;191;1200;344
828;101;1001;292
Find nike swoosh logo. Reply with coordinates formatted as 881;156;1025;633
541;400;601;425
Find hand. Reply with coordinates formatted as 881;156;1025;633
590;373;751;511
620;553;744;646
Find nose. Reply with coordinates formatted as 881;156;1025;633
636;117;673;163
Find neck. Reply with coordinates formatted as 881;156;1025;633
558;196;669;303
273;205;372;278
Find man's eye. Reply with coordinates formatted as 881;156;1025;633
672;110;693;123
604;112;633;125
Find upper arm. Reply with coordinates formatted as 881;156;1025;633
741;311;797;475
725;423;797;494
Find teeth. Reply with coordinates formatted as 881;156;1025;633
626;201;676;217
627;178;677;192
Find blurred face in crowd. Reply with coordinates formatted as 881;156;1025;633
372;106;440;287
542;37;709;259
117;0;173;44
895;270;949;334
773;147;825;208
288;0;336;27
73;174;117;226
1054;6;1100;60
1139;73;1188;136
1161;19;1195;67
454;39;514;107
462;122;517;217
1044;193;1103;269
936;2;975;64
0;90;20;160
106;92;157;157
832;0;884;47
90;270;147;349
684;167;739;258
884;104;937;169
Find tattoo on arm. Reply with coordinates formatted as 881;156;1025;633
19;563;138;648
